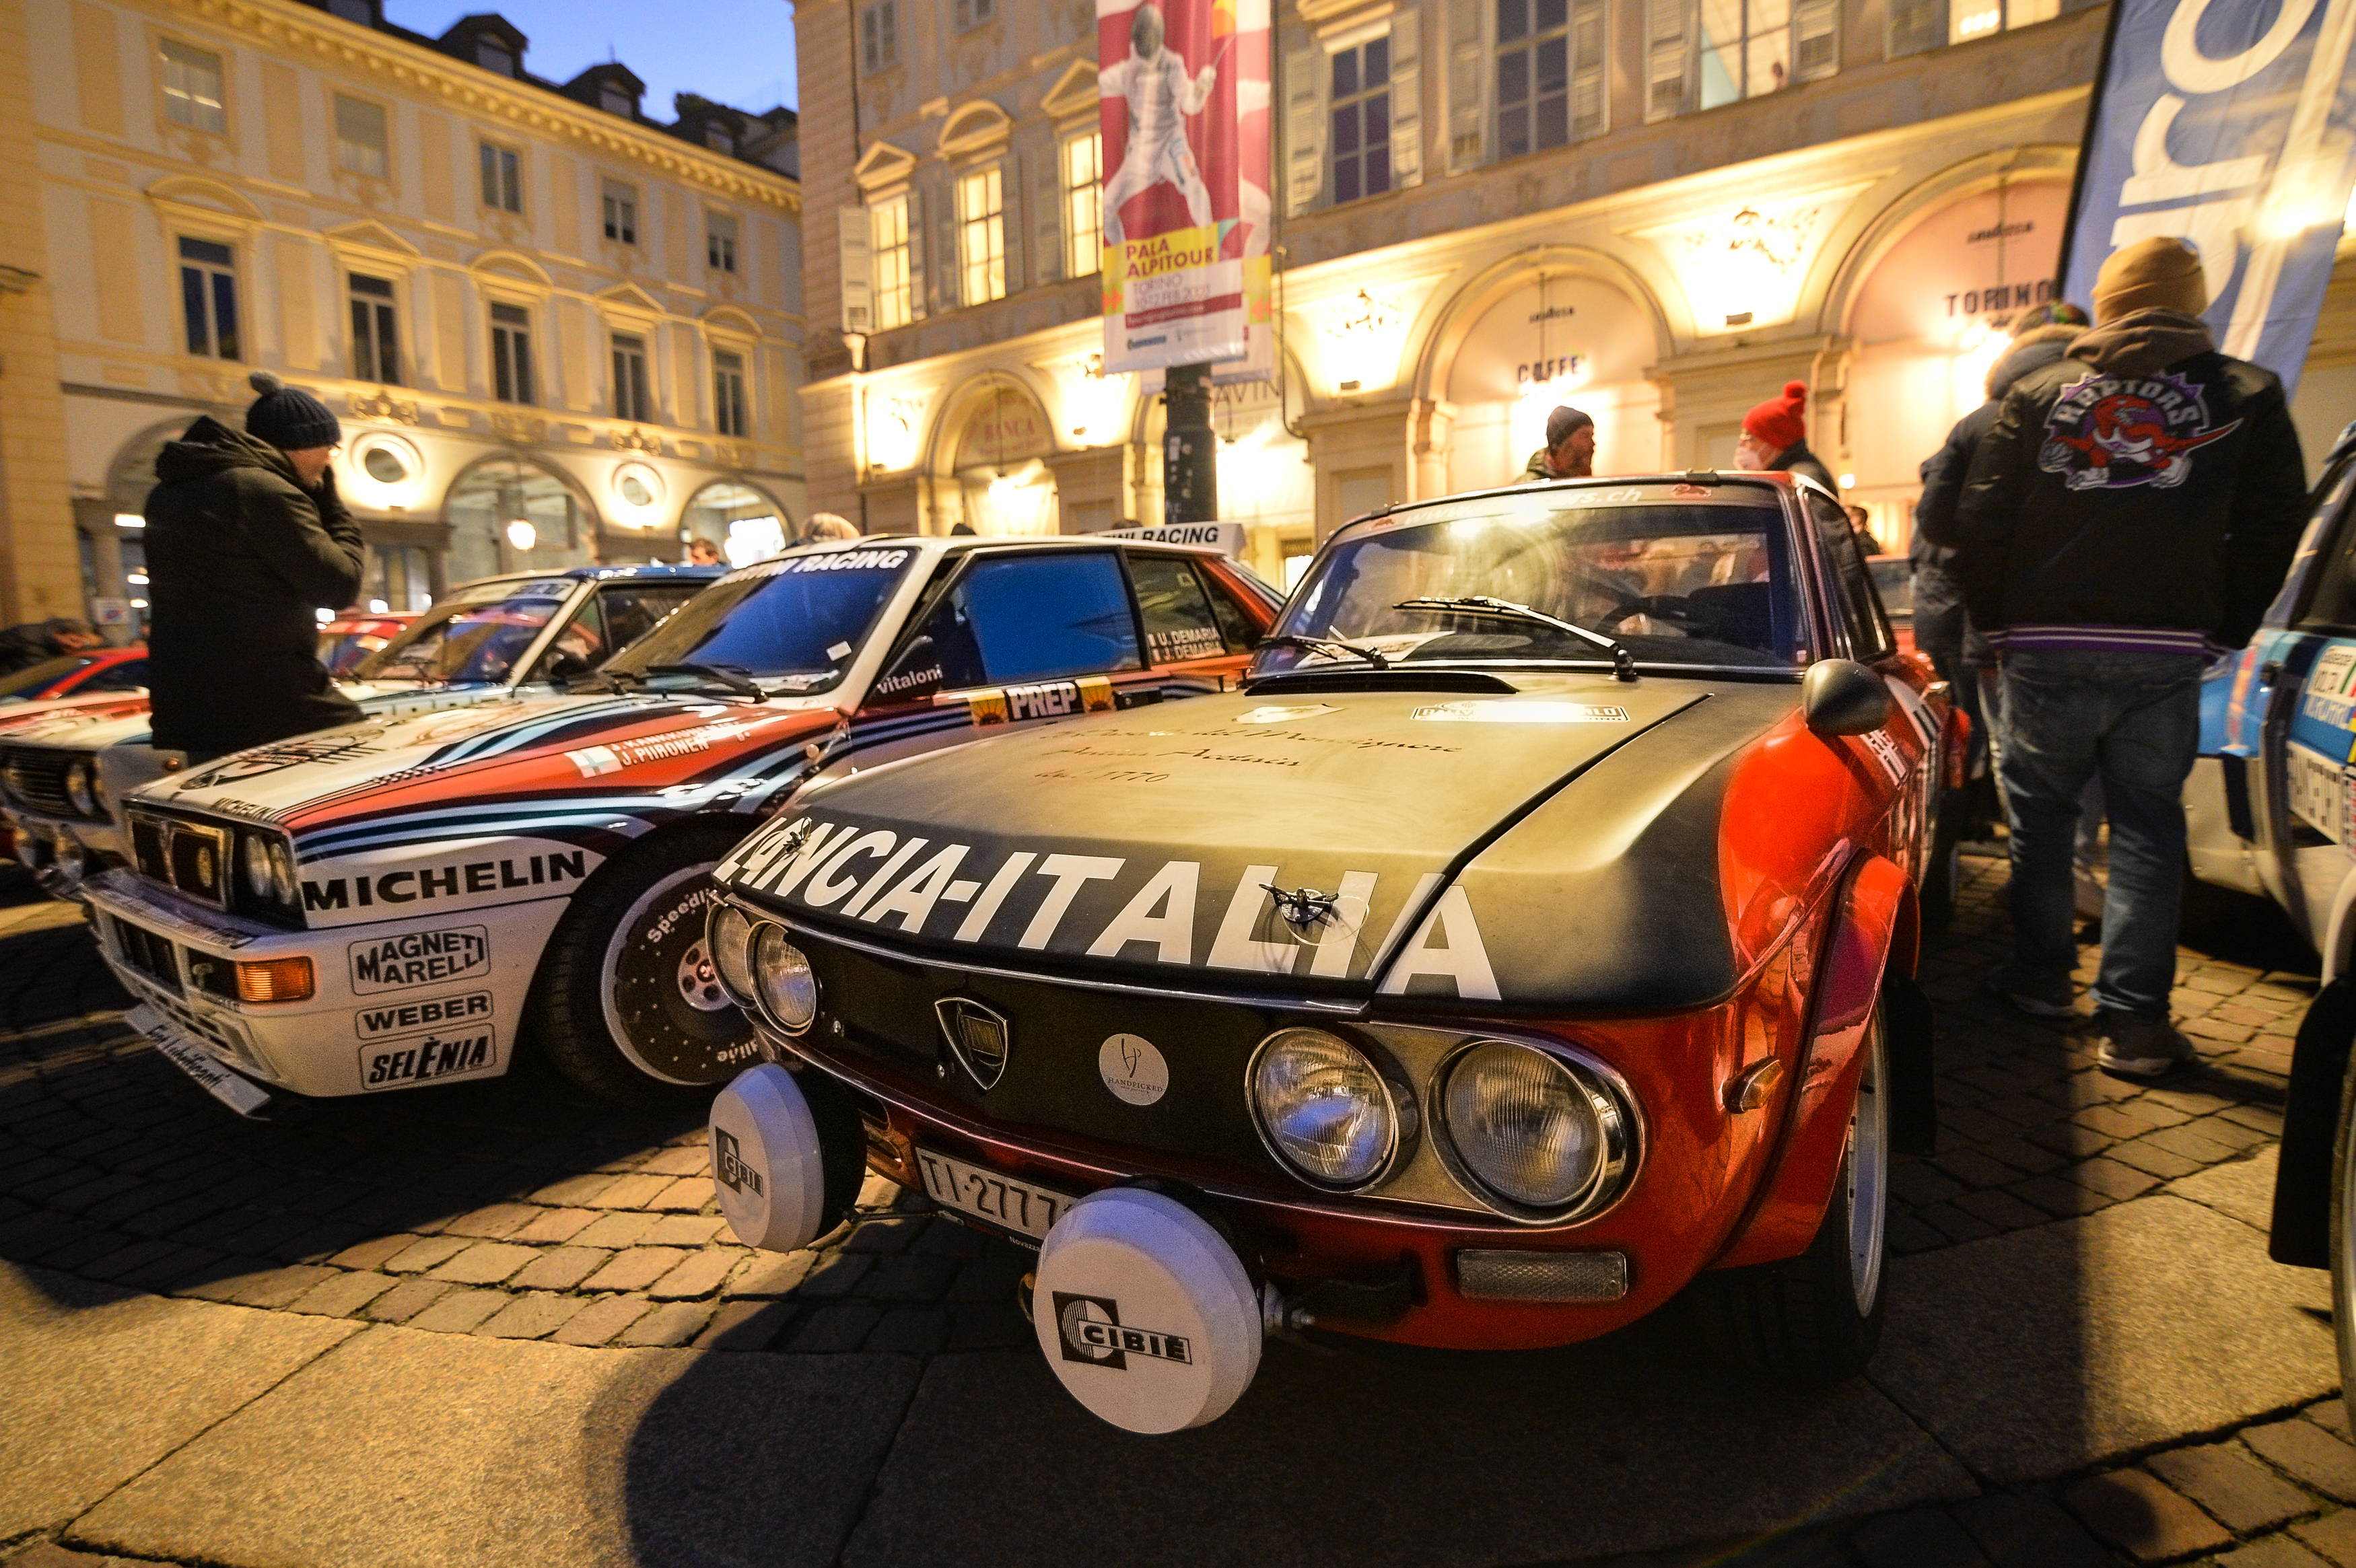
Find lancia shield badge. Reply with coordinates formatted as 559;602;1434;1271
936;997;1011;1091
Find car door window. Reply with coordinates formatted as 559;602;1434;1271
1128;554;1231;664
1811;495;1894;660
2292;454;2356;631
596;583;700;655
1199;565;1262;653
529;592;607;682
887;553;1142;695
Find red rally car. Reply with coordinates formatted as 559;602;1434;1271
699;474;1958;1433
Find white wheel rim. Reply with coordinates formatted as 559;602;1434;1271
1846;1013;1890;1314
598;862;740;1085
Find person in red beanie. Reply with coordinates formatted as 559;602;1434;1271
1734;380;1836;493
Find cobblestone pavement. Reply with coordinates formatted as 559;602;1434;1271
0;848;2348;1567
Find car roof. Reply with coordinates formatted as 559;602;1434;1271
707;532;1230;585
1327;471;1812;536
446;564;729;594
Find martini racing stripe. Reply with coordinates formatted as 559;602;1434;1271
418;697;660;767
297;807;669;860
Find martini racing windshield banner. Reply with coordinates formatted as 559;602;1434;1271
1098;0;1272;373
2062;0;2356;395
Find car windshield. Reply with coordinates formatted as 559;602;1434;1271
1272;487;1805;675
604;545;917;692
1868;557;1914;619
351;579;576;686
0;656;93;701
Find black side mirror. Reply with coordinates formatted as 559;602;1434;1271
1803;658;1890;737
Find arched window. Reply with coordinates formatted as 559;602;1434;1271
444;457;598;583
680;479;792;567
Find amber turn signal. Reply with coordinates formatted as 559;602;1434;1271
235;956;315;1003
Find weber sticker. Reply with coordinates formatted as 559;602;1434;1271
358;1027;498;1090
353;989;494;1040
349;927;490;993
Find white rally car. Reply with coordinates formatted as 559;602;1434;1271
78;536;1280;1114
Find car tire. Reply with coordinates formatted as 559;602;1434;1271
2328;1041;2356;1439
528;822;760;1106
1696;1005;1890;1382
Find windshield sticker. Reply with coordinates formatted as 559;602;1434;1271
349;926;489;993
1147;626;1224;662
782;548;912;574
1410;701;1630;724
1234;704;1340;724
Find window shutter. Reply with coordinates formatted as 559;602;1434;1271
839;207;873;334
1389;11;1422;190
1282;42;1325;216
906;184;930;319
1033;138;1064;283
1445;0;1486;174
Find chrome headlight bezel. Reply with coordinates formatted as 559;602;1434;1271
751;924;819;1035
1428;1037;1636;1225
707;902;759;1004
1246;1026;1408;1192
239;832;275;900
234;828;300;916
64;760;97;817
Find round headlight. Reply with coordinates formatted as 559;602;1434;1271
240;834;276;900
752;926;819;1033
269;841;298;904
1441;1042;1620;1212
1249;1028;1397;1188
65;762;96;817
88;765;110;818
709;904;759;1002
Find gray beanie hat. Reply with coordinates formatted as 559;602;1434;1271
1545;405;1594;447
244;370;341;451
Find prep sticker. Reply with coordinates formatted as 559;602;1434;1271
354;989;494;1040
357;1026;498;1090
348;926;490;993
952;677;1117;727
1410;701;1630;723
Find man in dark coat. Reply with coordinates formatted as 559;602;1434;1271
1519;405;1596;483
1949;237;2308;1078
143;371;366;763
1733;381;1836;492
0;618;103;678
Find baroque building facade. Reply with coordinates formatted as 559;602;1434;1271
795;0;2356;587
3;0;805;633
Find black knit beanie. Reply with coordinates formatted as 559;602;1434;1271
244;370;341;451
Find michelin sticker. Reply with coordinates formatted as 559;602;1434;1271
349;927;491;993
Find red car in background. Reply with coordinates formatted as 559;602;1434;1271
0;647;147;705
318;613;419;677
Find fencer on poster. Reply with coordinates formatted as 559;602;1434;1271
1098;0;1272;376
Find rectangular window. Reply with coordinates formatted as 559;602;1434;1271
475;38;514;75
871;195;912;330
335;94;388;178
177;237;239;361
611;332;650;423
1497;0;1604;157
1677;0;1834;110
1063;133;1102;277
1329;37;1391;203
349;273;399;384
952;0;996;29
600;84;635;116
713;349;748;438
861;1;899;71
602;179;638;244
1950;0;2058;45
490;301;533;404
956;166;1005;307
707;212;739;273
159;40;226;135
479;143;521;212
1647;0;1688;118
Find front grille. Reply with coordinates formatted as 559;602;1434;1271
107;913;182;995
130;812;229;908
1;749;74;816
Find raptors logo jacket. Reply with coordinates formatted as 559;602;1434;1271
1949;308;2308;657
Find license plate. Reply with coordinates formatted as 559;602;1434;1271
126;1003;272;1117
914;1147;1075;1240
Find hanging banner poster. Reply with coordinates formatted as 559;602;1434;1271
2060;0;2356;396
1099;0;1273;375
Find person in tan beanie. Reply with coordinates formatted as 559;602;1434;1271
1949;236;2306;1079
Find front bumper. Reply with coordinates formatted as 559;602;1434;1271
83;868;562;1099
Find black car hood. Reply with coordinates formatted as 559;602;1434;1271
724;677;1795;1011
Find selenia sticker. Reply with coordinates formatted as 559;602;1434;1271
1099;1033;1169;1105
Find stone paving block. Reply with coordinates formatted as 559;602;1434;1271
855;1253;959;1304
1949;1492;2116;1567
404;1288;507;1334
2293;1509;2356;1567
2139;1122;2242;1164
727;1250;817;1298
326;1233;419;1271
586;1173;672;1209
75;1238;182;1284
567;1212;656;1250
1976;1137;2067;1176
843;1217;926;1255
2249;1421;2356;1503
614;1301;712;1347
637;1145;710;1178
425;1242;539;1286
2069;1158;2163;1202
1892;1164;1966;1207
475;1292;586;1341
228;1265;339;1310
287;1271;399;1319
1935;1149;2023;1188
363;1278;454;1324
33;1232;132;1275
2312;1400;2355;1441
509;1246;609;1292
794;1252;872;1299
2106;1139;2205;1180
2224;1104;2289;1137
547;1295;650;1347
911;1218;990;1259
380;1235;471;1275
2147;1441;2319;1532
947;1302;1031;1351
2063;1469;2231;1561
649;1248;741;1301
1952;1190;2050;1232
1916;1203;1999;1244
582;1245;687;1293
442;1203;539;1240
2219;1538;2333;1568
2023;1122;2115;1159
650;1178;709;1211
788;1304;884;1353
509;1207;599;1245
693;1299;796;1351
1844;1508;1993;1567
639;1213;726;1248
2197;1114;2277;1151
525;1174;618;1207
864;1306;950;1355
1887;1216;1949;1254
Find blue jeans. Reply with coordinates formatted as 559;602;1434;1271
1999;649;2204;1018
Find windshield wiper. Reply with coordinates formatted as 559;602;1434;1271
1393;596;1637;682
644;662;767;700
565;667;642;694
1257;633;1391;670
